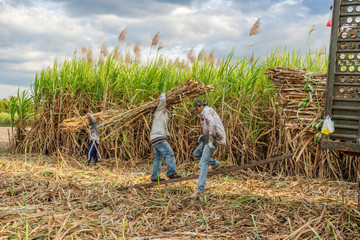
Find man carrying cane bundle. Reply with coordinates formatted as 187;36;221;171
87;113;100;166
150;92;182;182
190;98;226;198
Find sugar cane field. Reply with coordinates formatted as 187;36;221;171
1;29;360;239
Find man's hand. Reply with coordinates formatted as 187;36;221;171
88;113;97;123
198;135;203;143
209;141;215;150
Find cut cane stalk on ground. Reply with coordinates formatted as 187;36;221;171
0;154;359;239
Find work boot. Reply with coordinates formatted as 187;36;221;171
190;189;205;198
209;162;221;172
167;173;182;179
151;177;165;182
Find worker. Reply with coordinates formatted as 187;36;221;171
87;113;100;166
190;98;226;198
150;92;181;182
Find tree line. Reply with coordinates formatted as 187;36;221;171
0;98;11;113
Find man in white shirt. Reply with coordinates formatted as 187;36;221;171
190;98;226;197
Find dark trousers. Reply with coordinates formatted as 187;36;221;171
87;140;99;164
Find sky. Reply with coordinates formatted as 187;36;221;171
0;0;333;99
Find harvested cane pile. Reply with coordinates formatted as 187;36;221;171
60;79;213;138
266;66;327;127
265;67;359;180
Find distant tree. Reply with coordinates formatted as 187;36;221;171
0;98;11;113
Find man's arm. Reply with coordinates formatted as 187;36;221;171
156;92;166;111
88;113;97;124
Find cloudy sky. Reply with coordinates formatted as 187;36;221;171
0;0;332;99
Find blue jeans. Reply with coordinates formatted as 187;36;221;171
87;140;99;164
151;141;176;180
193;142;219;191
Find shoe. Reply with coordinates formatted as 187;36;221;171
167;173;182;179
190;190;205;198
151;178;165;182
210;162;221;172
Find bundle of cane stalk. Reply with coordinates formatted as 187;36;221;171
60;79;213;135
60;110;122;131
266;67;327;125
266;67;328;144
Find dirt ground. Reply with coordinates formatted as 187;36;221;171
0;127;11;149
0;154;359;239
0;128;359;238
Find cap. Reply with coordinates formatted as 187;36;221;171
191;98;205;111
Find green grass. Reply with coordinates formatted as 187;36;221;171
0;112;11;126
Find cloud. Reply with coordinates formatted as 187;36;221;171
0;2;106;50
0;0;107;87
0;0;333;99
0;84;29;99
41;0;192;18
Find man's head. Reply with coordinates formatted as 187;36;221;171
192;98;205;113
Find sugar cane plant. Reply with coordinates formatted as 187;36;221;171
10;89;34;146
15;29;359;180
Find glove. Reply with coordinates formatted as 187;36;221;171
198;135;203;143
209;141;215;150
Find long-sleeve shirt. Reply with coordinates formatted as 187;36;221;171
88;114;100;144
200;106;226;146
150;93;170;143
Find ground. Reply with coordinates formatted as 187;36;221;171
0;129;359;239
0;127;11;149
0;152;359;239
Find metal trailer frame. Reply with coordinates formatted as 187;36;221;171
322;0;360;153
